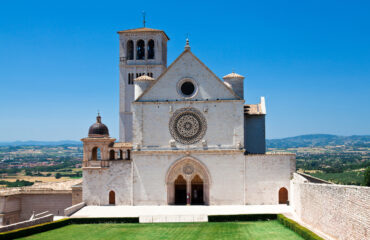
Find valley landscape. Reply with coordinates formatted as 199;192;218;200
0;134;369;187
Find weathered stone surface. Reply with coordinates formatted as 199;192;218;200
292;177;370;240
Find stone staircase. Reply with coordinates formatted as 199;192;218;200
139;215;208;223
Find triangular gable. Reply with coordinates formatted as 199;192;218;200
136;49;241;102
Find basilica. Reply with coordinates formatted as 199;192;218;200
81;27;295;206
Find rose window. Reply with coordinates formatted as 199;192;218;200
169;108;207;145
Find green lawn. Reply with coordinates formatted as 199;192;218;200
19;221;303;240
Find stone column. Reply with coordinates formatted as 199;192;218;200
186;179;191;205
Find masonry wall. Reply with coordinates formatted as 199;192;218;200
72;186;82;205
19;193;71;220
0;195;21;225
133;152;246;205
245;154;295;204
292;181;370;240
133;101;244;151
83;160;132;205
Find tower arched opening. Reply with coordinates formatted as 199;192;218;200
127;40;133;60
136;40;145;60
91;147;101;160
109;150;115;160
148;39;155;59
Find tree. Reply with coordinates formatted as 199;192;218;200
364;167;370;187
55;173;62;179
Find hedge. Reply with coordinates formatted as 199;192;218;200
277;214;324;240
209;214;277;222
0;217;139;240
0;214;324;240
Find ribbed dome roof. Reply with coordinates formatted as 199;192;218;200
222;72;245;80
134;75;155;81
88;114;109;138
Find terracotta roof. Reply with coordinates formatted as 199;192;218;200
223;72;245;80
117;27;170;40
134;75;155;81
112;142;133;148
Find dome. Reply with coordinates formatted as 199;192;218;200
88;114;109;138
134;75;155;81
222;72;245;80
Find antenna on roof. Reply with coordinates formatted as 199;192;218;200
142;11;146;27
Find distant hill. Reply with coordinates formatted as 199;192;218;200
267;134;370;148
1;134;369;148
0;140;82;146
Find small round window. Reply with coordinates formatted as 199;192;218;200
181;82;195;96
177;78;198;98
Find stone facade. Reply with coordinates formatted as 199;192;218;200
82;152;294;206
292;174;370;240
82;27;293;207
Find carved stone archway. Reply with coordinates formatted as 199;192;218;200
166;157;211;205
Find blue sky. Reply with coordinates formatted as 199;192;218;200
0;0;369;141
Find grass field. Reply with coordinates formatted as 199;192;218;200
18;221;303;240
309;169;365;185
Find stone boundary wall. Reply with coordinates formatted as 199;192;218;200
292;180;370;240
64;202;85;216
0;214;53;233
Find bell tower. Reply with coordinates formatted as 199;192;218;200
117;27;169;142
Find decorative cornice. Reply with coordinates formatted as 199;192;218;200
81;138;116;142
132;99;245;105
133;149;244;155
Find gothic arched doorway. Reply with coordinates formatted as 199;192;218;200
278;187;288;204
174;175;187;205
191;175;204;205
109;190;115;205
166;157;211;205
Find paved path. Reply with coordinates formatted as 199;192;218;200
71;205;292;218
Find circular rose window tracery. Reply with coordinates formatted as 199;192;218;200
169;108;207;145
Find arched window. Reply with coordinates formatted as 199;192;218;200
279;187;288;204
109;190;115;205
109;150;115;160
148;39;154;59
136;40;145;60
91;147;101;160
127;40;133;60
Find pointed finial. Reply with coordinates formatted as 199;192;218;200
142;11;146;27
185;34;190;50
96;110;101;123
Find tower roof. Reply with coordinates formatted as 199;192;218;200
117;27;170;40
88;114;109;138
134;75;155;81
223;72;245;80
